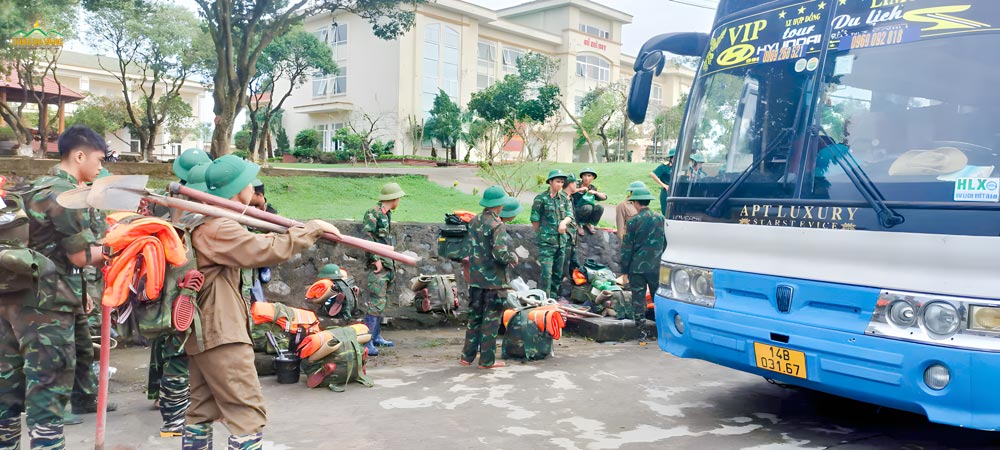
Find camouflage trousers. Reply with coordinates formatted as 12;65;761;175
460;288;505;367
70;313;96;409
0;304;75;450
362;269;393;316
147;334;190;431
627;272;658;324
537;243;566;299
575;204;605;226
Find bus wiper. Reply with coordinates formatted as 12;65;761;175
814;126;904;228
705;128;793;218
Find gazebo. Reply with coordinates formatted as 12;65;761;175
0;71;85;152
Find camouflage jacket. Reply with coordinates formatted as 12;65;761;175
467;209;516;289
560;191;578;247
621;208;666;275
531;190;573;247
25;169;103;312
362;203;395;270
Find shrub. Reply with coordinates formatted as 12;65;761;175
292;146;315;159
0;126;15;141
234;130;251;151
233;149;250;159
275;127;290;156
293;129;319;152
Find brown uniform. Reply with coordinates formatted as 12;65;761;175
184;217;324;435
615;201;639;240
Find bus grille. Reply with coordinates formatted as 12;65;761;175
776;285;794;313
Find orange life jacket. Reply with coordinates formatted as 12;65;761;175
297;324;370;359
101;218;187;308
305;279;335;302
527;305;566;340
251;302;320;335
453;210;475;223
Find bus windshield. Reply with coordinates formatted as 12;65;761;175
674;1;1000;205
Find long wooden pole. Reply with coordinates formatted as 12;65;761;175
168;182;416;266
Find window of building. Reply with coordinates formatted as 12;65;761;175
316;122;346;153
477;40;497;90
422;22;461;113
79;76;89;91
312;72;328;97
130;139;140;153
652;83;663;104
314;27;328;45
312;23;348;97
576;54;610;83
502;47;524;75
579;23;610;39
170;142;182;156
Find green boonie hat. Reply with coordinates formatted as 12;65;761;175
579;167;598;179
378;182;406;201
546;169;568;182
629;187;655;201
626;181;647;192
186;163;211;192
204;155;260;199
690;153;705;163
173;148;211;182
318;263;342;280
500;196;522;219
479;185;509;208
97;167;112;179
666;148;677;158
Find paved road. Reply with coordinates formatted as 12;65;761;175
46;329;999;449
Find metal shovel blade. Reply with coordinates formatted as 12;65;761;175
85;175;150;211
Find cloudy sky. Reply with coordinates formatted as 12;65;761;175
468;0;717;55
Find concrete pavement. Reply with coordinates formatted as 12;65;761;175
48;329;999;449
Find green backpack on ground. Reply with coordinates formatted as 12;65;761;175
411;274;460;315
437;214;470;261
251;322;291;354
301;326;373;392
502;308;553;361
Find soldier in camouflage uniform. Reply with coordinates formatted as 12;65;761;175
531;170;574;299
460;186;518;369
620;188;666;326
0;125;109;449
361;182;405;356
560;174;581;280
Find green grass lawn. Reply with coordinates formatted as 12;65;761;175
270;162;412;169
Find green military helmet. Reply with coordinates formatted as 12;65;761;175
564;173;576;184
579;167;598;179
500;196;523;219
626;180;647;192
479;185;509;208
251;178;264;188
204;154;260;199
173;148;211;182
318;263;343;280
378;182;406;201
666;148;677;158
186;163;211;192
545;169;568;182
629;187;656;201
690;153;705;163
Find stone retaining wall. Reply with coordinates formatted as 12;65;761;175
266;221;623;327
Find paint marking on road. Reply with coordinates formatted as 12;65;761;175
738;433;825;450
502;426;554;437
376;378;416;388
640;400;713;417
379;396;442;409
535;371;580;390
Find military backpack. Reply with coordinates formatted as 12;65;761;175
501;308;553;361
437;213;471;261
410;274;459;315
0;185;56;297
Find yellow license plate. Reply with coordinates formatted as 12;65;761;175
753;342;807;379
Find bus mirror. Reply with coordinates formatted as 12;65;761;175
627;68;654;124
628;32;710;124
633;32;710;72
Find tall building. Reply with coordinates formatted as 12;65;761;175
282;0;695;163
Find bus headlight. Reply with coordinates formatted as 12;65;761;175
969;305;1000;332
657;263;716;308
923;302;960;337
886;300;917;327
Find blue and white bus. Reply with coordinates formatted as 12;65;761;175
627;0;1000;430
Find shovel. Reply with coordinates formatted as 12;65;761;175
168;182;414;265
57;175;417;266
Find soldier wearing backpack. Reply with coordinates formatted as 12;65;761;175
360;182;405;357
0;125;110;449
179;155;341;449
460;186;518;369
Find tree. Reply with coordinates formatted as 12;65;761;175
293;128;319;159
652;93;688;160
87;1;210;161
405;114;424;156
346;110;390;167
462;115;504;163
424;89;461;162
247;27;335;161
467;52;560;161
66;95;129;141
575;82;628;162
0;1;77;155
193;0;420;158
